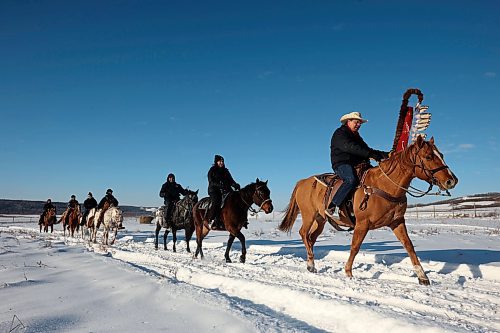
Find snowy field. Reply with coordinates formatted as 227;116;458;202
1;213;499;332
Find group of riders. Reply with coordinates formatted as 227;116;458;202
158;111;389;229
40;111;388;231
39;189;122;229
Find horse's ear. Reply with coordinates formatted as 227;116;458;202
195;189;199;194
429;136;435;144
265;180;268;185
256;178;260;183
416;134;424;147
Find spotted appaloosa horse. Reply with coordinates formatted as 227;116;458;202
193;179;273;263
155;189;198;252
102;206;123;245
279;136;458;285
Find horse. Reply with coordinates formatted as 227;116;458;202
40;208;57;233
102;206;123;245
80;208;98;241
193;179;273;263
61;205;81;237
279;136;458;285
155;189;199;252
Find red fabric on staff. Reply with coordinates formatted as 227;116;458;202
396;106;413;152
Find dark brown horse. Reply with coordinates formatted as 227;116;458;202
279;136;458;285
40;208;57;233
155;189;199;252
193;179;273;263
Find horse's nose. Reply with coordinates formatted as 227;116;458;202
445;178;457;189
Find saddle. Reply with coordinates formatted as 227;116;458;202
315;162;372;230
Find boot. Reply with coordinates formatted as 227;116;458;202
325;204;338;219
211;216;225;230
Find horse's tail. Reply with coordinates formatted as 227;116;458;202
278;182;300;233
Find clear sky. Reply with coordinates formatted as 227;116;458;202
1;0;499;209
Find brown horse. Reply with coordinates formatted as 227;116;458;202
279;136;458;285
62;205;81;237
40;208;57;233
193;179;273;263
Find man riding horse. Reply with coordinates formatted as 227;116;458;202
159;173;188;225
98;189;123;229
326;112;389;219
64;195;80;225
81;192;98;226
207;155;240;230
39;198;56;226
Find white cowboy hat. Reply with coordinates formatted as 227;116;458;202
340;111;368;125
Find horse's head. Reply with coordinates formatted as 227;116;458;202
252;178;273;213
185;189;199;205
410;136;458;191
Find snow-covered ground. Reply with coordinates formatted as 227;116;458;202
1;214;499;332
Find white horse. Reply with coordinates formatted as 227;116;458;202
102;206;123;245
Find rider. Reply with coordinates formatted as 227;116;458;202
159;173;187;224
39;198;56;225
81;192;98;226
98;189;123;229
325;112;389;219
65;195;80;225
207;155;240;230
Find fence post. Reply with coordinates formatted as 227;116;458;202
474;202;477;218
416;205;418;219
433;205;436;218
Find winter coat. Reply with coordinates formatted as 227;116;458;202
208;165;237;193
159;181;187;203
84;197;98;210
43;202;55;213
330;124;375;169
98;194;119;209
67;199;79;209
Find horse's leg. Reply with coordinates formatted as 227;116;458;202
172;229;177;253
163;229;169;251
391;221;430;285
110;227;117;245
224;234;236;263
235;231;246;263
185;227;193;253
298;211;318;273
154;224;161;250
195;222;209;259
345;223;369;278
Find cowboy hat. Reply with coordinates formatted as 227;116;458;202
340;112;368;125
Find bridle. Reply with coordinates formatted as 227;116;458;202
241;184;272;214
378;144;451;198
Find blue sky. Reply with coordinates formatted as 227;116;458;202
1;0;499;209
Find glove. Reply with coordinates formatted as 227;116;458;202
371;150;389;162
233;183;241;191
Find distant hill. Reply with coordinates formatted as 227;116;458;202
407;192;500;208
0;199;154;217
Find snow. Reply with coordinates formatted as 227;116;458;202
1;214;499;332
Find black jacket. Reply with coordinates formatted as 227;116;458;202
159;181;187;202
43;202;55;213
330;125;375;169
208;165;237;193
84;197;98;210
68;199;80;209
98;194;119;209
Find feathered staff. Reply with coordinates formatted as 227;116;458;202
392;88;431;152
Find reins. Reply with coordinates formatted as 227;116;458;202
240;185;272;215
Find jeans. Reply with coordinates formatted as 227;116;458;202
331;164;358;207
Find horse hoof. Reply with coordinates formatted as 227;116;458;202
307;266;317;273
239;256;246;263
419;278;430;286
225;258;232;263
